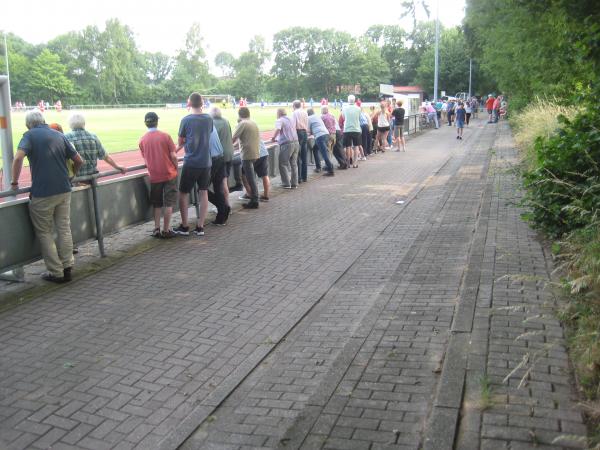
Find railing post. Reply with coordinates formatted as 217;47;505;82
90;177;106;257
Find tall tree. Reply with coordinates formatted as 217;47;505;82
28;49;74;101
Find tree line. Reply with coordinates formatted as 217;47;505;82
1;18;483;105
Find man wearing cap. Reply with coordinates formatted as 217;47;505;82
139;112;179;238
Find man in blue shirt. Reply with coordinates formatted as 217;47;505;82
11;109;83;283
174;92;213;237
207;127;229;226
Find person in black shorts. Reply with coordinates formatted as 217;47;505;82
391;100;406;152
174;92;213;237
241;140;271;202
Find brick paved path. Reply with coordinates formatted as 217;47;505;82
0;121;586;449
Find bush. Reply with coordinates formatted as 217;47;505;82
521;98;600;237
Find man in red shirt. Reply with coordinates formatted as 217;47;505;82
139;112;179;238
485;95;495;123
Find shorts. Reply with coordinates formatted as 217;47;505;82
150;177;178;208
394;126;403;137
487;109;493;115
254;155;269;178
456;120;465;129
377;126;390;132
179;165;211;193
343;132;362;147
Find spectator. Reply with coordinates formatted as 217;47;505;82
271;108;299;188
369;106;379;152
320;106;337;158
241;140;271;201
447;98;456;126
65;113;126;184
359;109;371;159
333;119;348;169
210;107;236;208
342;95;363;168
455;102;466;140
392;100;407;151
485;94;495;123
376;103;391;153
493;95;502;123
425;101;439;129
292;100;309;183
441;100;448;123
207;127;230;225
139;112;179;238
232;107;260;209
307;108;334;176
465;100;472;126
174;92;213;237
11;110;83;283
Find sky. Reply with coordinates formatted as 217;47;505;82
2;0;466;71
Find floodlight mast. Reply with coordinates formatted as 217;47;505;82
1;34;14;191
433;0;439;102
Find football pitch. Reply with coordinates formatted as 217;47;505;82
3;105;341;169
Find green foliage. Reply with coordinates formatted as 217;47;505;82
415;27;470;95
521;95;600;237
28;49;74;101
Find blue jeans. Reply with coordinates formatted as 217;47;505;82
315;134;333;173
297;129;308;182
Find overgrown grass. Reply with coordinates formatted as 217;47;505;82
511;98;579;170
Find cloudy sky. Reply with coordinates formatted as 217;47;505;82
2;0;466;70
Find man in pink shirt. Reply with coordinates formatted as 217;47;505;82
139;112;179;238
293;100;309;183
320;106;337;157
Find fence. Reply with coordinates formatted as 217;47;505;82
0;113;429;277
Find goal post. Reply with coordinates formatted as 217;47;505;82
0;75;14;190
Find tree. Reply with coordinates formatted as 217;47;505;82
167;23;213;101
28;49;74;101
230;36;270;100
144;52;172;84
365;25;408;85
96;19;145;104
214;52;235;77
415;27;470;97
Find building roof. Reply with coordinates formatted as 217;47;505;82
393;86;425;94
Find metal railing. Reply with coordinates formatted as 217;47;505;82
0;114;431;276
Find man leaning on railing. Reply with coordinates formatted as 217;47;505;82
10;109;84;283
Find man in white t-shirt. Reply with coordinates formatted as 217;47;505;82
341;95;363;168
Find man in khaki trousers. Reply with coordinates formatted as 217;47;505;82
11;110;83;283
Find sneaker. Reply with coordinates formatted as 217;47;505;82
260;195;269;202
194;226;205;236
314;168;321;173
151;228;161;238
324;171;335;176
242;202;259;209
230;184;244;192
291;185;298;189
282;185;292;189
173;224;190;236
41;272;67;283
161;229;177;238
238;194;250;200
210;220;226;226
63;267;72;282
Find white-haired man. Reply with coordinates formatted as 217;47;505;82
341;95;363;168
65;113;126;181
11;110;83;283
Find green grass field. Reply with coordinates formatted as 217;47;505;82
4;105;339;169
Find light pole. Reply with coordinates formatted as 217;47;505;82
468;58;472;98
433;0;439;101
